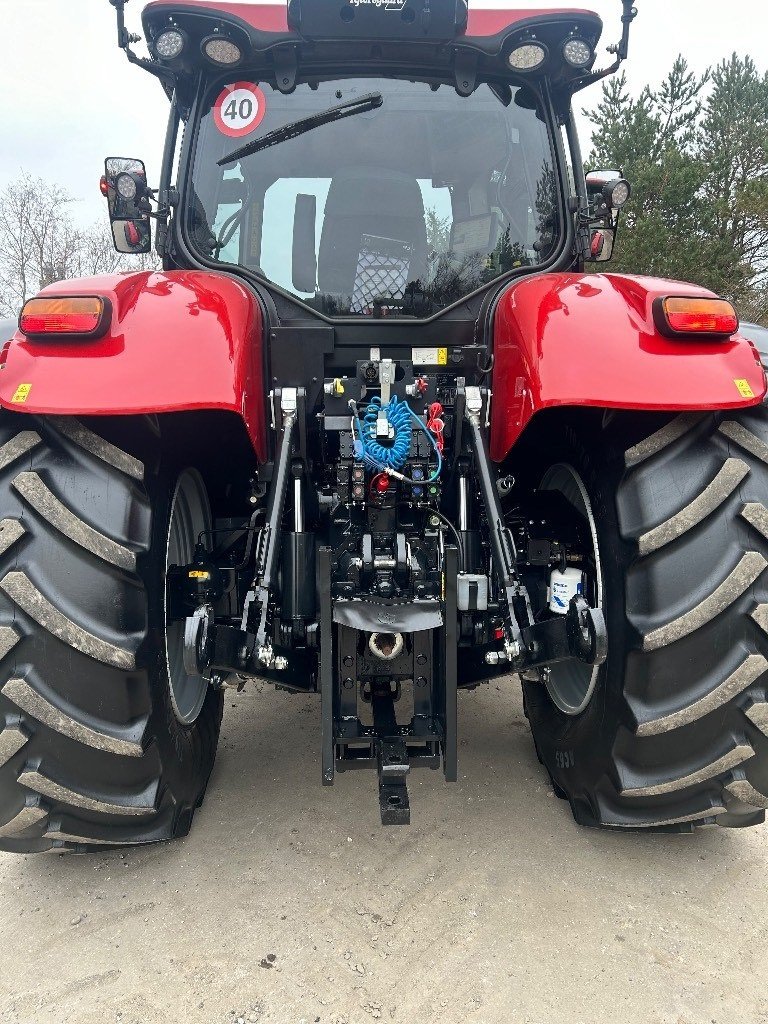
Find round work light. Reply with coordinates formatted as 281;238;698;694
563;37;594;68
154;28;187;61
115;173;139;201
605;178;631;209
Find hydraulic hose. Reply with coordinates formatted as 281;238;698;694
351;396;442;481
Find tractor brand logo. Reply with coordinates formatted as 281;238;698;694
349;0;407;10
376;610;398;626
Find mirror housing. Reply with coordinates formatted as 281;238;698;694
584;169;630;264
102;157;152;254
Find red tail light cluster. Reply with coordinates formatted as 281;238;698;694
654;296;739;339
19;297;111;340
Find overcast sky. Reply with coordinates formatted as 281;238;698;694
0;0;765;226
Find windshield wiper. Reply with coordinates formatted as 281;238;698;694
218;92;384;167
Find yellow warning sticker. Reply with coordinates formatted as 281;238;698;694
734;379;755;399
188;570;211;580
412;347;449;366
10;383;31;404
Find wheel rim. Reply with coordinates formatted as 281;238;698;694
165;469;212;725
538;463;604;716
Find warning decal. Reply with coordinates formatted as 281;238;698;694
734;378;756;399
412;347;448;366
213;82;267;139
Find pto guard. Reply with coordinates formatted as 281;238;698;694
490;272;767;462
0;270;267;462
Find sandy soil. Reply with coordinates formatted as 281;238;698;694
1;680;766;1024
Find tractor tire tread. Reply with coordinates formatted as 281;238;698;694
0;414;222;852
524;403;768;832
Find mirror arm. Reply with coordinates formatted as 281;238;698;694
569;1;638;95
108;0;134;49
574;206;596;263
612;0;640;63
108;0;176;84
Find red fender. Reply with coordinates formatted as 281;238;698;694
0;270;267;462
490;272;767;462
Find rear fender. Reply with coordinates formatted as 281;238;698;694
0;270;267;462
490;273;766;462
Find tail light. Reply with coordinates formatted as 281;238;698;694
654;297;739;339
19;296;111;340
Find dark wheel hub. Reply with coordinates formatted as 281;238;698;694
165;469;212;725
538;463;604;716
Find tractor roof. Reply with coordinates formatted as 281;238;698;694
143;2;601;37
142;2;603;59
140;1;605;103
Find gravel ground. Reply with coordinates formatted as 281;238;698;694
1;679;767;1024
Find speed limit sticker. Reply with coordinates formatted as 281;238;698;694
213;82;266;139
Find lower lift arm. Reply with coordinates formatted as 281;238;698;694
183;388;305;682
460;385;607;674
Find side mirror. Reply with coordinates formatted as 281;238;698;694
584;169;630;263
292;193;317;293
587;227;616;263
111;219;152;254
101;157;152;254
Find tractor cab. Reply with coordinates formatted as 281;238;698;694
104;0;634;320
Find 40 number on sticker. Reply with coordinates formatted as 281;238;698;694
213;82;266;139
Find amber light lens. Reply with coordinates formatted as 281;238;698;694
662;297;739;336
19;297;109;338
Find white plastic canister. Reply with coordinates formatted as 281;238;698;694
548;567;583;615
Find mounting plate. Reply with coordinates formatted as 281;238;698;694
287;0;468;42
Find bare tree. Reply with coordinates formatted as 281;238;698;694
0;173;160;317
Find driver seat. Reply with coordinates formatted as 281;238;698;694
317;166;428;298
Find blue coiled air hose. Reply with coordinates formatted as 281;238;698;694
351;395;442;482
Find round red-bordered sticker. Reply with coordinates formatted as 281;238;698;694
213;82;267;139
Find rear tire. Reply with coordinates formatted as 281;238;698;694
523;405;768;831
0;413;223;852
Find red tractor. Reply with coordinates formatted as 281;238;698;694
1;0;767;853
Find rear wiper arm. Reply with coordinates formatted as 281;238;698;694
218;92;383;167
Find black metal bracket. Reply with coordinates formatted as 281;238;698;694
571;0;638;94
373;690;410;825
519;596;607;671
319;546;335;787
377;737;410;825
441;545;458;783
453;47;478;98
109;0;173;82
273;45;299;94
